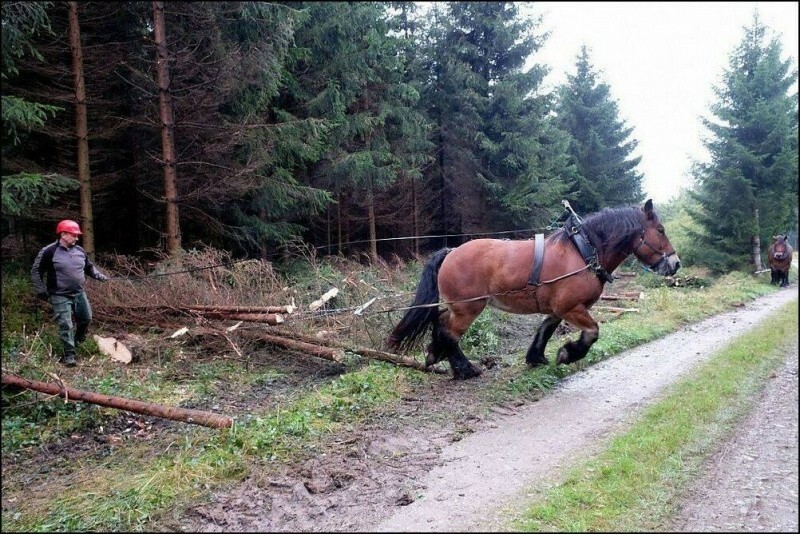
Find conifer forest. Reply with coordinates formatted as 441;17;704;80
2;1;797;271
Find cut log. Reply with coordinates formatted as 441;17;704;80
269;329;442;373
309;287;339;311
186;304;296;315
190;327;344;363
598;294;640;301
253;333;344;362
94;335;133;364
1;372;232;429
343;346;434;372
595;306;639;313
196;312;284;325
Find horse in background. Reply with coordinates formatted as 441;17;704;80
386;200;680;379
767;234;793;287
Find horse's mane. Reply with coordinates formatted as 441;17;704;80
552;205;647;254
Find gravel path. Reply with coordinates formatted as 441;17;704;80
671;341;798;531
372;288;799;532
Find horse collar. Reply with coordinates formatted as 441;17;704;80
566;217;614;284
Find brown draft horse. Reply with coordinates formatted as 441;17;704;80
386;199;681;379
768;234;793;287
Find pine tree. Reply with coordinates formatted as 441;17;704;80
555;46;644;215
689;12;798;272
421;2;571;240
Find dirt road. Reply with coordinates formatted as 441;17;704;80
372;288;799;532
181;287;798;532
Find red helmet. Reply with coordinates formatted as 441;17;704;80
56;220;82;235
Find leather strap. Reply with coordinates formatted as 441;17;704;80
528;233;545;286
566;216;614;284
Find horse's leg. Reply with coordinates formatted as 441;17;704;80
781;271;789;287
425;309;448;367
771;270;778;285
434;304;484;380
554;306;599;365
525;314;562;367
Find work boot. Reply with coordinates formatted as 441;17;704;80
61;349;77;367
75;325;88;345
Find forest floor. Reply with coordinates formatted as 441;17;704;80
166;284;798;532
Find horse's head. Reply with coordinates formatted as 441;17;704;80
633;199;680;276
771;235;791;260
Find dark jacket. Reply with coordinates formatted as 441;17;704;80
31;241;107;297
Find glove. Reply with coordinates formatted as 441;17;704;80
37;292;49;302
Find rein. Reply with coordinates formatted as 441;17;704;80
388;264;592;313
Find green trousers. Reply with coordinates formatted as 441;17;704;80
50;291;92;352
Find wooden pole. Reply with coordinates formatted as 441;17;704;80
598;294;640;301
250;333;345;362
270;329;440;373
594;306;639;313
2;372;232;429
195;311;285;325
186;304;296;314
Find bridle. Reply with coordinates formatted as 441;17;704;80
634;231;676;271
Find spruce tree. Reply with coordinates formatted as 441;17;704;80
282;2;432;260
555;46;644;214
421;2;571;239
689;13;798;272
1;1;75;230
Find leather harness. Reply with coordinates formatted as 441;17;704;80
528;214;614;286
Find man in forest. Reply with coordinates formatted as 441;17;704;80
31;220;109;367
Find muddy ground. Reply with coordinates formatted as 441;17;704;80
165;286;797;532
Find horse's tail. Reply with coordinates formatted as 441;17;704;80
386;248;450;353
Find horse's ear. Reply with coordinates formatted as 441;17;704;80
773;235;779;240
643;199;654;220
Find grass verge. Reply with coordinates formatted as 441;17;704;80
511;298;798;532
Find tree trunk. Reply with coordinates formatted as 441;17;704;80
337;190;344;255
326;206;332;255
367;178;378;263
2;372;232;429
752;206;763;271
68;2;95;259
411;175;419;256
153;1;181;255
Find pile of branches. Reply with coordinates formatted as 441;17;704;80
87;246;429;372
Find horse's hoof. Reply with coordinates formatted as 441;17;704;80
527;358;548;368
425;352;441;367
453;365;483;380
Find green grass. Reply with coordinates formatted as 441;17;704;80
511;299;798;532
